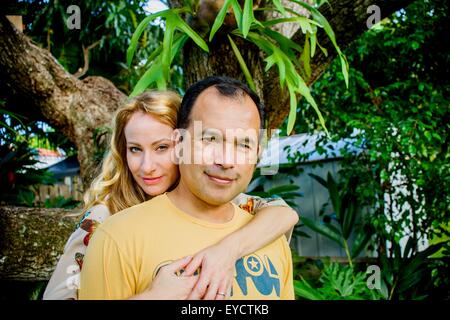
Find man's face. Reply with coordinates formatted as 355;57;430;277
177;86;261;205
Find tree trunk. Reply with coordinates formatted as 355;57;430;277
0;206;78;280
183;35;265;99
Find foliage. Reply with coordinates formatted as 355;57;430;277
247;161;304;210
127;0;349;134
8;0;158;94
302;172;374;267
0;107;79;208
291;0;449;255
294;261;383;300
297;170;447;300
43;195;80;209
380;237;445;300
0;134;55;206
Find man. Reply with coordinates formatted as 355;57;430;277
79;76;294;300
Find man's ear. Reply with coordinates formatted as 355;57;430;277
257;142;264;160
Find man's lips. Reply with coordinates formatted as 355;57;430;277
204;172;235;185
142;176;163;185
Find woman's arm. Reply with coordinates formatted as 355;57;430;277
130;256;198;300
230;194;299;249
183;194;299;300
43;204;110;300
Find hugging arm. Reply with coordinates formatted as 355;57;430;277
43;205;110;300
183;194;299;300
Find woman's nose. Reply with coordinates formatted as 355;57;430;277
141;153;157;173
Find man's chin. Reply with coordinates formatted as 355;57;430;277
197;193;237;206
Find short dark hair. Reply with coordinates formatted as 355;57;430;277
178;76;265;129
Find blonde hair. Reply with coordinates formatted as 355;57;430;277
83;90;181;214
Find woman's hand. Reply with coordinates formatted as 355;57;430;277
183;239;239;300
131;256;198;300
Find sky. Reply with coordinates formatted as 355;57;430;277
144;0;168;14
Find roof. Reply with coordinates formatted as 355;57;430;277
45;155;80;179
257;131;365;168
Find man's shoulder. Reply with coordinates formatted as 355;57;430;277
99;194;169;233
233;203;255;223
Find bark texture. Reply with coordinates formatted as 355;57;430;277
0;206;78;280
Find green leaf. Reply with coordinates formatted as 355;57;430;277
308;173;328;189
291;0;348;86
174;14;209;53
340;54;349;87
351;230;372;258
286;85;297;135
242;0;254;38
310;30;317;57
278;192;303;199
231;0;243;31
316;37;328;56
272;0;287;16
326;172;341;220
300;33;312;79
130;35;188;96
129;62;164;97
228;35;256;92
260;27;303;54
302;216;342;246
342;197;357;239
161;16;175;80
261;17;321;29
126;9;170;67
209;0;232;41
292;72;329;136
294;279;323;300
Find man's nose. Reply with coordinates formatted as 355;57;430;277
213;142;235;169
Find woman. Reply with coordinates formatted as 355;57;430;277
43;90;298;300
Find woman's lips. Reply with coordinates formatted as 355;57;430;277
205;173;234;185
142;176;163;185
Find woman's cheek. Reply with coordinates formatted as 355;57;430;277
126;152;140;175
161;152;179;183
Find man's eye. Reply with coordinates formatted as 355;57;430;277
129;146;141;153
156;145;168;151
240;143;251;149
203;136;217;142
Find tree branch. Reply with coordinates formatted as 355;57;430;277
0;16;126;184
73;39;102;79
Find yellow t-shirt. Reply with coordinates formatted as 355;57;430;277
78;194;294;300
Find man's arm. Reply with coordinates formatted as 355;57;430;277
78;227;135;300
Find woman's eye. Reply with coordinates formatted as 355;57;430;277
129;146;141;153
240;143;251;149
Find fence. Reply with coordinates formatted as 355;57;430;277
36;175;83;203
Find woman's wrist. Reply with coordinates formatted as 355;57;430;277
219;231;246;261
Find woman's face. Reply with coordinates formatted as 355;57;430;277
124;111;179;197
